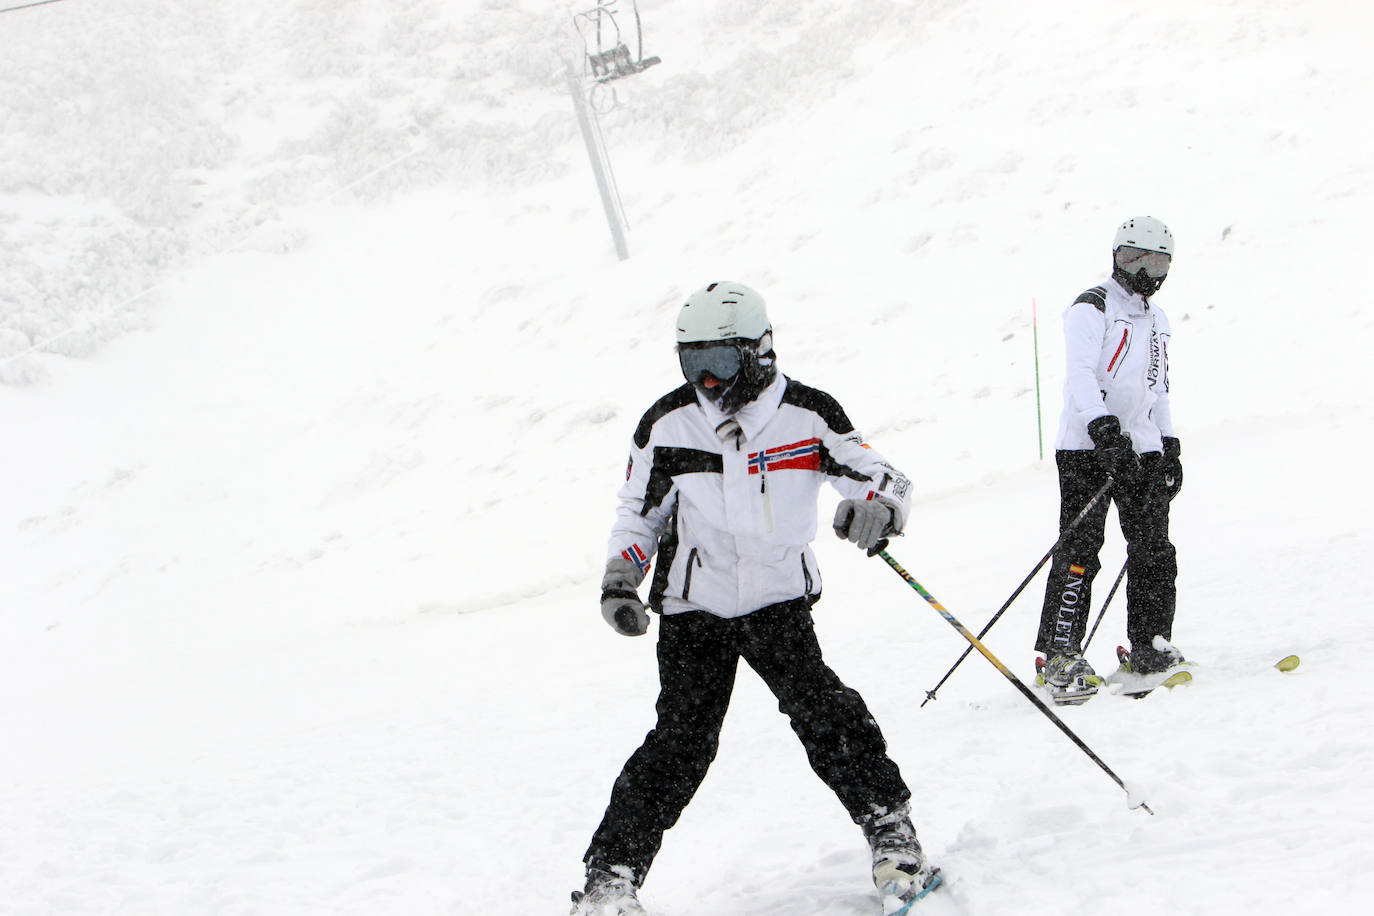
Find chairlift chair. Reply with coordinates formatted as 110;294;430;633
575;0;661;83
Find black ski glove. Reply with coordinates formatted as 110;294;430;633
1087;415;1141;485
1162;437;1182;501
600;557;649;637
833;497;900;551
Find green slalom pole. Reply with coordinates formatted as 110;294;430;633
1033;298;1044;461
871;540;1153;815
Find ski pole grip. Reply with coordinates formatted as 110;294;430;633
868;538;890;557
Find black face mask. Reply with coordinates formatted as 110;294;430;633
678;338;776;414
1114;265;1167;298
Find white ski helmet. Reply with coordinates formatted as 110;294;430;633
676;281;772;345
1112;216;1173;297
1113;216;1173;255
675;281;776;414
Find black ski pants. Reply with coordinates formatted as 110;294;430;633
1035;449;1177;664
584;600;909;885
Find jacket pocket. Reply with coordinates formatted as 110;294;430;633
681;548;702;600
1105;321;1133;377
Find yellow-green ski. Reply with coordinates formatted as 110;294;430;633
1161;670;1193;688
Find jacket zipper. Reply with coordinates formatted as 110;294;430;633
682;547;701;600
759;457;774;533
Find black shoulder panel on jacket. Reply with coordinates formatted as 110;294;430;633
1075;286;1107;312
633;383;698;449
780;379;855;435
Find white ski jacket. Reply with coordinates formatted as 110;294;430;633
1054;277;1175;455
607;373;912;620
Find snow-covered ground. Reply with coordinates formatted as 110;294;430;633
2;0;1371;913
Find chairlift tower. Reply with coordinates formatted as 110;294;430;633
566;1;661;261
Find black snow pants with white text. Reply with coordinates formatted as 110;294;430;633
584;600;909;885
1035;449;1177;667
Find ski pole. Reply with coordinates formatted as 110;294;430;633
920;477;1114;706
871;540;1153;815
1082;559;1128;653
0;0;67;15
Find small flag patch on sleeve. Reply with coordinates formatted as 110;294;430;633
622;543;650;576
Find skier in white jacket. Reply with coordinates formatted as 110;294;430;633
572;282;940;915
1033;216;1186;705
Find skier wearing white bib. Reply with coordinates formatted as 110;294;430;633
1034;216;1187;705
571;282;940;915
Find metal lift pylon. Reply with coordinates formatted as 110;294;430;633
566;1;662;261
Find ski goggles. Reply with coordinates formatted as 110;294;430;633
1115;245;1172;278
678;340;744;384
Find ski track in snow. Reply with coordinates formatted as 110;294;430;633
2;0;1373;914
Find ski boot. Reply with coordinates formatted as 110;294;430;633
862;803;943;914
1110;638;1191;698
570;866;647;916
1035;652;1102;706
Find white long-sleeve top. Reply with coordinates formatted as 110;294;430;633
607;373;912;619
1054;277;1175;454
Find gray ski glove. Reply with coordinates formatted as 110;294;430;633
600;557;649;637
833;497;900;551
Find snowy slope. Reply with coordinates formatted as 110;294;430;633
1;0;1372;914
